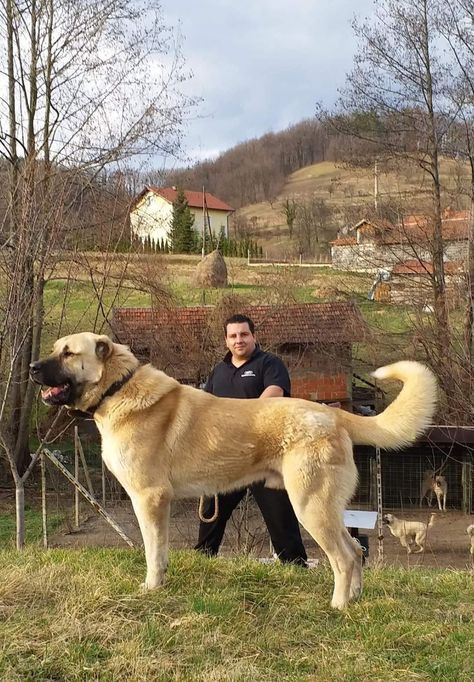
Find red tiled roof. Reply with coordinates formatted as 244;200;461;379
146;187;234;212
332;212;471;247
112;302;367;350
331;237;357;246
353;218;395;232
392;259;465;275
362;216;469;244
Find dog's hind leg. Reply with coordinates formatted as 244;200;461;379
282;446;359;610
342;529;363;600
130;487;172;590
414;531;426;553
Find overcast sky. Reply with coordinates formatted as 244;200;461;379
159;0;376;167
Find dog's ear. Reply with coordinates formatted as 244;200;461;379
95;337;113;361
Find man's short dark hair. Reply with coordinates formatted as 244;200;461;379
224;313;255;335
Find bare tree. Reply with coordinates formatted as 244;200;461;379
0;0;195;546
323;0;465;414
435;1;474;374
294;197;332;258
282;198;297;239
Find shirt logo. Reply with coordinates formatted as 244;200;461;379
241;370;256;378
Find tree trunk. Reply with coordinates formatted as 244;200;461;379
461;192;474;417
15;482;25;550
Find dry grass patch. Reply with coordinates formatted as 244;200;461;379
0;548;473;681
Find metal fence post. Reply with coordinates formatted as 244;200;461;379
376;446;384;564
462;460;473;514
74;426;80;528
41;451;48;549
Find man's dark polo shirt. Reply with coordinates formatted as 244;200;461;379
204;347;291;398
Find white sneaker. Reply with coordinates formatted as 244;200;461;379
257;557;319;568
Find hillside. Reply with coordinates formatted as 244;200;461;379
234;158;471;257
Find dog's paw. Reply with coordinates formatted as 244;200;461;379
330;596;349;610
349;574;363;601
140;575;165;591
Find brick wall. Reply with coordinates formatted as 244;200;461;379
280;344;352;402
291;372;350;401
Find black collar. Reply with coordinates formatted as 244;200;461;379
68;369;136;419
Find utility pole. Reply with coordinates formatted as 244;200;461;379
374;159;379;213
202;186;206;258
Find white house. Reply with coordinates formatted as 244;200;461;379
130;186;234;246
331;210;471;272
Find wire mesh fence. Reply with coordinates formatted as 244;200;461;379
4;438;473;568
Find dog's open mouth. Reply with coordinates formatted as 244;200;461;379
40;383;71;405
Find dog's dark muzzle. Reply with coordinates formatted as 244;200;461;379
29;358;73;406
30;360;45;383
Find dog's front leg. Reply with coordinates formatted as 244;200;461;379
130;488;172;590
399;537;411;553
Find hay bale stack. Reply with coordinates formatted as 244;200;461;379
194;249;228;288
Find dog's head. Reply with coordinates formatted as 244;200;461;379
382;513;394;526
30;332;136;410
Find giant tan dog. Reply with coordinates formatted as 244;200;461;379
30;332;438;609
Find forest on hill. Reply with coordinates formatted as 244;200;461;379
163;114;471;214
164;118;343;209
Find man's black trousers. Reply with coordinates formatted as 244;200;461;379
195;483;308;566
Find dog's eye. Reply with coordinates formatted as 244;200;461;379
63;350;74;358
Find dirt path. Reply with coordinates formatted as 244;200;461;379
48;501;474;570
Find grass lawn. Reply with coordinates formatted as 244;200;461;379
0;508;65;549
0;548;472;681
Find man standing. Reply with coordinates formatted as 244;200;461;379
195;313;308;566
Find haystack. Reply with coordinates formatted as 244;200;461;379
194;249;228;288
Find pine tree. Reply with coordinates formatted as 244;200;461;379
169;188;195;253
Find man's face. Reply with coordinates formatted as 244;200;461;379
225;322;256;360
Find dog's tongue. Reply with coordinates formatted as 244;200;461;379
41;385;66;399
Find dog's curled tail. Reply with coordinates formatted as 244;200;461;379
467;524;474;538
339;361;437;450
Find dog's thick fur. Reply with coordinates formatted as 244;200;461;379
467;524;474;556
30;333;438;609
420;469;435;507
420;469;448;511
432;475;448;511
383;513;436;553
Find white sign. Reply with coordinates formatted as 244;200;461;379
344;510;378;529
